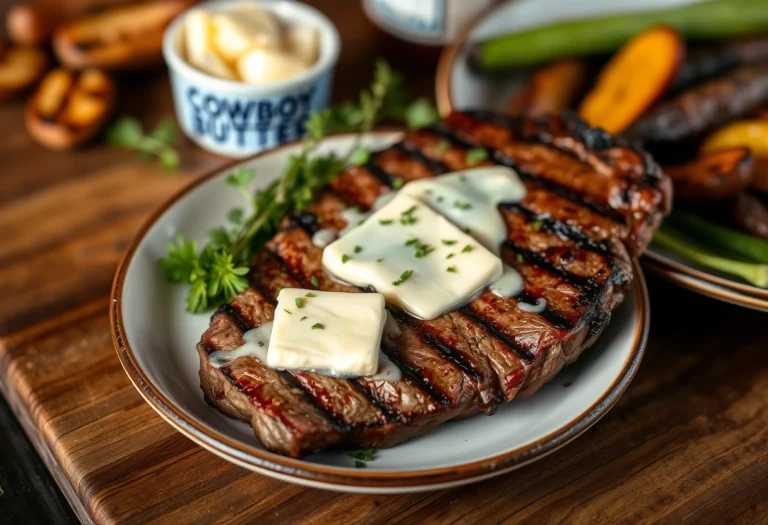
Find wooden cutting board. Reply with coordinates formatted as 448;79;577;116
2;1;768;523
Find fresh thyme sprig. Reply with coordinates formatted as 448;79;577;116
160;60;432;313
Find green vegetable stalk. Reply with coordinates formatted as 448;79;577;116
654;225;768;288
474;0;768;71
668;210;768;264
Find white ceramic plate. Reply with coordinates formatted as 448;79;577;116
111;132;649;493
435;0;768;311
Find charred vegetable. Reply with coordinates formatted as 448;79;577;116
578;26;683;133
471;0;768;71
664;147;753;200
668;209;768;263
701;120;768;193
735;191;768;241
507;59;588;116
671;36;768;93
625;63;768;145
26;68;115;150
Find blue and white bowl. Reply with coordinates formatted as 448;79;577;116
162;0;340;158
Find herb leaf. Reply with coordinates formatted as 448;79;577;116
466;148;488;164
107;117;180;170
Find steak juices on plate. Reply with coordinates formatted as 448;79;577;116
197;111;671;458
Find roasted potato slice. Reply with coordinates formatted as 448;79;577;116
0;43;48;101
7;0;135;46
664;147;754;200
52;1;194;71
26;68;115;149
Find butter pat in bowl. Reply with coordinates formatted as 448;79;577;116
163;0;340;158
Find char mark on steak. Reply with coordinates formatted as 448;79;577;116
198;111;670;457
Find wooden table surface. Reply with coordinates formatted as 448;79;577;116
2;1;768;523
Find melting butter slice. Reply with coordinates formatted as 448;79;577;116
401;166;526;253
323;193;503;320
267;289;385;377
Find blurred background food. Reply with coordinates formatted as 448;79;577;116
462;0;768;287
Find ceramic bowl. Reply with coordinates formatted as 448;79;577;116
162;0;340;158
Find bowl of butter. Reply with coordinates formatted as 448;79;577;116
163;0;340;158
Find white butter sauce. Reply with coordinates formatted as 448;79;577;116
311;228;337;248
518;298;547;313
489;265;524;298
209;322;273;368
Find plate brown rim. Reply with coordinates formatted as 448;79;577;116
643;259;768;312
110;131;649;489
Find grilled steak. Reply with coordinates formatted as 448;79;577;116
197;111;672;458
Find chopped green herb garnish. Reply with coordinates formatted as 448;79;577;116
355;460;366;468
348;448;375;461
436;196;444;202
531;220;543;230
459;174;468;182
466;148;488;164
405;238;419;246
392;177;405;189
434;140;450;156
453;200;472;210
414;244;434;258
284;309;292;314
392;270;414;286
379;219;394;225
376;258;384;262
442;239;457;246
310;276;319;287
446;253;455;259
275;288;283;298
462;227;471;234
354;245;363;254
305;292;316;297
349;145;371;166
462;245;473;253
342;254;351;263
404;97;439;129
516;254;524;263
311;323;324;330
295;297;304;309
446;266;457;273
300;316;308;321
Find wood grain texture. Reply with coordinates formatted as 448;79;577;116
1;1;768;523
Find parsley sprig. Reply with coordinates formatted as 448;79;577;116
107;117;180;170
160;61;424;313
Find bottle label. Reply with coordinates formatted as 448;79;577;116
370;0;445;36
